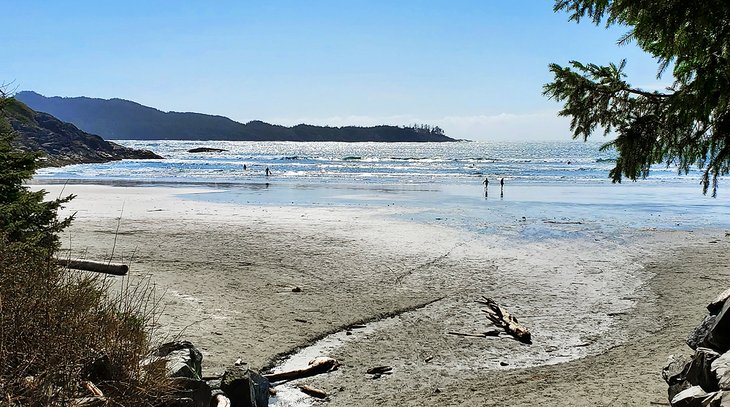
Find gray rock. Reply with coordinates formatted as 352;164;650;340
170;377;212;407
713;351;730;390
703;390;724;407
671;386;709;407
709;288;730;314
685;347;721;392
166;398;195;407
669;380;693;403
220;366;270;407
665;354;692;384
688;315;718;350
708;301;730;353
152;341;204;379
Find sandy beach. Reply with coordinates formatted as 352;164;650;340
39;183;730;406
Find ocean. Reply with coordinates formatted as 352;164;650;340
34;140;730;238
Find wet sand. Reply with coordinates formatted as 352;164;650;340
40;184;730;406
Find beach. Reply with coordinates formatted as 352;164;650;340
36;182;730;406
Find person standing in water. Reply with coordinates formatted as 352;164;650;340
265;167;271;176
500;178;504;198
483;177;489;197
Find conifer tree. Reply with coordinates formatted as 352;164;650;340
0;88;74;254
544;1;730;196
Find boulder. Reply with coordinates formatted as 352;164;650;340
688;315;718;350
669;380;693;403
152;341;204;379
713;352;730;390
707;301;730;353
702;390;725;407
709;288;730;314
187;147;228;153
671;386;710;407
685;348;721;392
220;366;270;407
169;377;212;407
665;354;692;384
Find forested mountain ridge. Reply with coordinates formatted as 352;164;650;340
16;91;456;142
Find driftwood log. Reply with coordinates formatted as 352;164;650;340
56;259;129;276
264;357;339;383
476;297;532;344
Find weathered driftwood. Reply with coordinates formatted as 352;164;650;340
299;385;328;399
476;297;532;344
366;366;393;375
56;259;129;276
82;381;104;398
264;357;339;383
447;331;487;338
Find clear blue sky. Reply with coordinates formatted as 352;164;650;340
2;1;667;141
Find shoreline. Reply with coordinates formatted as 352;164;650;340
35;183;730;405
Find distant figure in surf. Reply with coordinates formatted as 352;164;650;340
265;167;271;176
483;177;489;197
243;164;247;170
500;178;504;198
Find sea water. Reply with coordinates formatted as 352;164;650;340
34;140;730;238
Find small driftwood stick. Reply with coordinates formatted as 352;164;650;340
299;385;328;399
82;381;104;398
476;297;532;344
447;331;486;338
56;259;129;276
265;357;339;383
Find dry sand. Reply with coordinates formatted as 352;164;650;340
40;184;730;406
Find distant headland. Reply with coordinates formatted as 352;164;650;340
16;91;456;143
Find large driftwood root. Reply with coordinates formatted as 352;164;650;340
476;297;532;344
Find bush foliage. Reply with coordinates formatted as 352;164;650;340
0;90;171;405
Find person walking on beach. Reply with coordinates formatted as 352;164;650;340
265;167;271;176
483;177;489;197
500;178;504;198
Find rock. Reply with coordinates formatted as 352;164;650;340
707;301;730;352
220;366;270;407
668;380;693;403
713;351;730;390
709;288;730;314
664;354;691;384
187;147;228;153
688;315;718;350
703;390;724;407
671;386;710;406
152;341;204;379
81;354;112;382
169;377;212;407
213;394;232;407
166;398;195;407
685;348;721;392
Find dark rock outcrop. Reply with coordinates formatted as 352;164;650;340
687;315;717;350
188;147;228;153
664;288;730;406
3;98;162;166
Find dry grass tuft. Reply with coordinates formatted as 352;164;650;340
0;236;175;406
